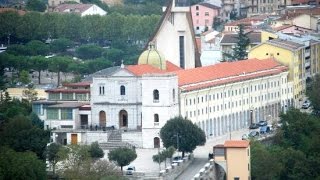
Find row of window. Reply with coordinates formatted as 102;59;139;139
98;85;176;103
186;93;286;118
49;93;88;101
47;108;73;120
185;83;285;106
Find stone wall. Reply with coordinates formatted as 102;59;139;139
83;131;109;144
159;154;194;180
193;159;226;180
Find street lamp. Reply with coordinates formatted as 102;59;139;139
173;133;181;156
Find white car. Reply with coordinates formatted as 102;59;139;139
302;100;311;109
126;166;135;175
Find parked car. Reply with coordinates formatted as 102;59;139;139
258;120;267;127
126;166;135;175
249;123;259;129
259;125;270;134
248;131;259;138
302;100;311;109
242;134;248;140
172;156;182;163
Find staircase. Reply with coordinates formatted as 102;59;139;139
99;130;134;150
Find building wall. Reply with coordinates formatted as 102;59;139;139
260;31;278;43
292;14;318;31
180;71;292;137
81;5;107;16
191;4;219;34
48;0;80;7
226;147;250;180
44;108;79;130
248;44;304;106
154;5;196;69
141;74;179;148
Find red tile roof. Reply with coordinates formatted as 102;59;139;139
225;15;268;26
46;89;90;93
166;61;182;72
122;59;287;91
175;58;286;87
224;140;249;148
125;64;164;76
54;4;93;14
63;81;91;87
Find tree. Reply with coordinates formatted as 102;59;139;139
30;56;48;84
0;147;46;180
48;56;73;87
45;143;62;176
152;146;175;169
89;141;104;160
0;115;50;158
160;116;206;157
18;70;31;85
22;86;38;102
251;141;283;180
224;24;250;61
307;74;320;113
26;0;46;12
26;40;49;56
57;145;121;179
50;38;73;53
108;147;137;172
75;45;104;60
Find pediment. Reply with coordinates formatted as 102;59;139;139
111;68;135;77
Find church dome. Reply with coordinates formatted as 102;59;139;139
138;44;166;70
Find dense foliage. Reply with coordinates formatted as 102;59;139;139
160;116;206;157
307;74;320;113
0;97;50;179
251;109;320;179
108;147;137;171
56;144;120;179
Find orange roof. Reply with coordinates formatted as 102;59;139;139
224;140;249;148
175;58;286;87
166;61;182;72
123;59;287;90
125;64;164;76
63;81;91;87
225;15;268;26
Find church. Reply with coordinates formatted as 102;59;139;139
33;0;294;148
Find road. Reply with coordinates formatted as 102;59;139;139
176;129;249;180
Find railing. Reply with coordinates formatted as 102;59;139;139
80;125;115;131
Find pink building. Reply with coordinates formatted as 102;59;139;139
191;2;220;34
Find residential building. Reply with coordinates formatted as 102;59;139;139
198;30;223;66
191;2;220;34
220;32;261;60
249;38;306;106
272;13;318;31
214;140;251;180
179;58;292;136
223;15;268;32
146;0;201;69
53;4;107;16
48;0;80;9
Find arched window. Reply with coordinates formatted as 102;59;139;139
120;85;125;95
153;89;159;101
172;89;175;102
154;114;159;122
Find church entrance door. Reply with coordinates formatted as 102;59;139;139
119;110;128;128
99;111;106;127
